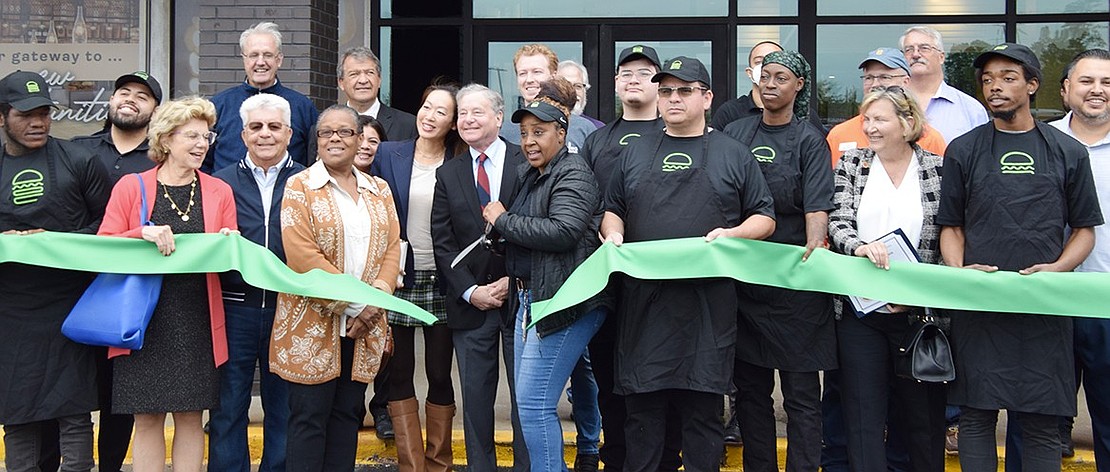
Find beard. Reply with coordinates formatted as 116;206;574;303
108;107;152;131
990;107;1018;123
1077;105;1110;124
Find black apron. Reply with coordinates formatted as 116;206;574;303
729;118;836;371
948;127;1075;416
0;146;98;424
614;132;738;395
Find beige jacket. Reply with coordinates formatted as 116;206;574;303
270;162;401;385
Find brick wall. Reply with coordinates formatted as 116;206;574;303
197;1;338;110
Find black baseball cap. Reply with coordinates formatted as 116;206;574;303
511;100;569;129
652;56;712;89
617;45;661;70
115;71;163;104
973;43;1042;75
0;71;55;111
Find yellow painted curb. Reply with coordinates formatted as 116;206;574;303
0;427;1098;471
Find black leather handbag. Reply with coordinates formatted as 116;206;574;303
896;317;955;383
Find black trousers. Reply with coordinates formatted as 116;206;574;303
286;337;367;472
388;324;454;404
837;312;946;472
961;408;1061;472
96;353;133;472
733;359;821;472
624;389;723;472
589;308;683;472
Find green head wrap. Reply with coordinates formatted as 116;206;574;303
762;50;812;120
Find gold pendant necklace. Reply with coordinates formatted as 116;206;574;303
161;178;197;222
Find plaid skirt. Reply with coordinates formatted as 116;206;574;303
388;269;448;327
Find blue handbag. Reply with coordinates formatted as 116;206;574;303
62;174;163;350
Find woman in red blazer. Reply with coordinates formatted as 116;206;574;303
98;96;237;472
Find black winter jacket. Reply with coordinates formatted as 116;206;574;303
494;148;611;337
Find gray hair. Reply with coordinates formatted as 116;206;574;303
337;46;381;77
457;84;505;116
318;104;363;132
558;60;590;85
239;93;292;128
900;25;945;53
240;22;283;53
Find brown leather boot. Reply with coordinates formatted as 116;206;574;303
388;398;426;472
424;401;456;472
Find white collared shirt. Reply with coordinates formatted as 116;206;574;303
470;138;506;203
349;100;382;119
304;161;380;323
1051;113;1110;273
244;152;291;223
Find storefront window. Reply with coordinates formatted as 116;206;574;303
737;0;798;16
736;25;799;92
475;0;728;18
489;41;583;110
816;23;1005;125
818;0;1003;16
1017;21;1110;120
1017;0;1109;14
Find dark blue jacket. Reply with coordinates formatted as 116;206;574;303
204;78;319;173
371;139;454;288
213;156;306;309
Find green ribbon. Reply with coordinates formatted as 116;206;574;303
0;232;437;325
529;237;1110;325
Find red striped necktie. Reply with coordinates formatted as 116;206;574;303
477;153;491;209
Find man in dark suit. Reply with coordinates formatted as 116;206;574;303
338;46;417;142
431;83;529;472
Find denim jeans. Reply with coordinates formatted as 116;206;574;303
569;351;602;455
514;289;606;472
3;415;94;472
208;305;289;472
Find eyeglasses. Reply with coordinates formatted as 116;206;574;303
902;44;940;55
860;74;908;83
242;52;279;62
617;69;655;82
657;86;708;98
316;128;358;139
246;122;288;133
876;85;911;100
571;82;591;91
173;130;217;145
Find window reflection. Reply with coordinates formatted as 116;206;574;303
489;42;582;112
737;25;799;92
1017;22;1110;121
1017;0;1109;14
737;0;798;16
818;0;1003;16
475;0;727;18
816;23;1004;125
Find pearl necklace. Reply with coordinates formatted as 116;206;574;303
161;178;197;222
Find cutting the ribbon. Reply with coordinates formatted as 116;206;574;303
0;231;438;325
528;237;1110;326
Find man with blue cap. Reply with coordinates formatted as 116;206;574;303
826;47;947;166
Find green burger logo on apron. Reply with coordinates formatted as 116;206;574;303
751;145;776;163
662;152;692;172
1000;151;1035;175
12;169;45;205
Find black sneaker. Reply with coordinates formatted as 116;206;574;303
574;453;599;472
374;412;395;440
723;411;742;446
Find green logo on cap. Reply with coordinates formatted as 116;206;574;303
670;60;682;70
133;71;149;80
529;101;540;108
633;46;643;53
994;45;1008;51
25;81;40;93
